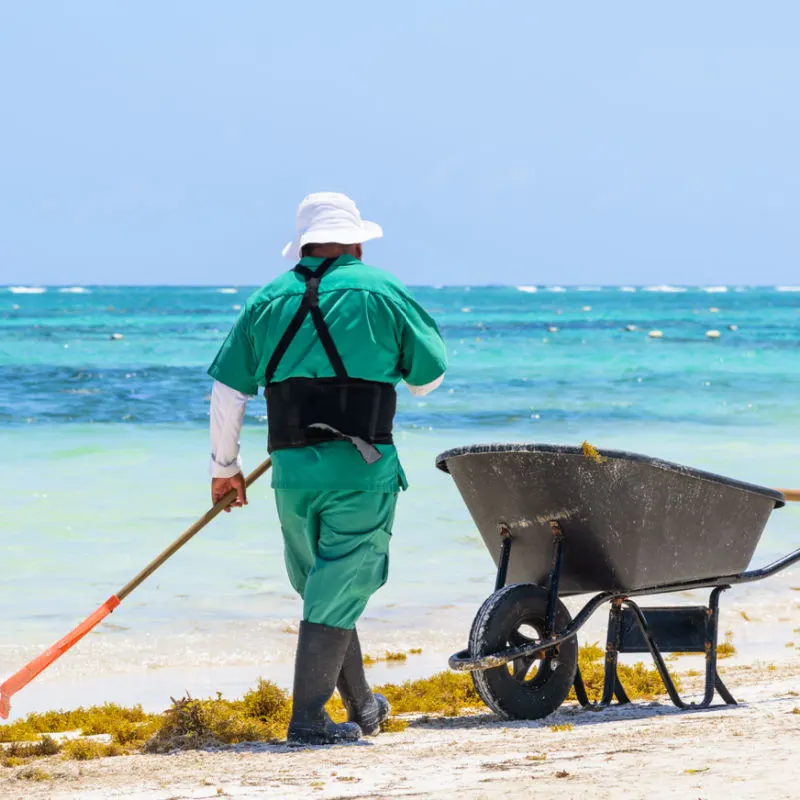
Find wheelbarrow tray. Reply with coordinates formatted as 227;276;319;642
436;444;784;595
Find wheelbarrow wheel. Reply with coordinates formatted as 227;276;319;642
468;583;578;720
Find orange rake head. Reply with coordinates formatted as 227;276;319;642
0;596;120;720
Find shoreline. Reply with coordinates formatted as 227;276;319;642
2;661;799;799
3;570;799;720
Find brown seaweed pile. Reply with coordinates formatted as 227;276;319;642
1;703;161;765
1;644;679;766
145;680;292;753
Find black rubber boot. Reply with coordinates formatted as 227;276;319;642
286;621;363;746
336;628;391;736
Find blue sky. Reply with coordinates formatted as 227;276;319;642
1;2;799;286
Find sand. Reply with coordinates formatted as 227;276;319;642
3;662;799;800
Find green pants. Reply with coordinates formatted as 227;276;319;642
274;489;397;629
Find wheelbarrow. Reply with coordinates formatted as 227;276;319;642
436;444;800;720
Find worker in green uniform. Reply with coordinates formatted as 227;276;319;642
207;192;447;745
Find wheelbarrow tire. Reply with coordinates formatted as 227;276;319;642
468;583;578;720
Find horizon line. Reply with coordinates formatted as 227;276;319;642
4;283;800;290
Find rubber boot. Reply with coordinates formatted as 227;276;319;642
336;628;391;735
286;621;362;746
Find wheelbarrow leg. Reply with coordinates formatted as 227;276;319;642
600;599;625;705
623;587;736;710
572;668;591;706
607;600;631;705
545;521;566;636
704;587;737;706
614;675;631;704
573;668;629;707
714;673;737;705
574;598;630;709
624;600;689;708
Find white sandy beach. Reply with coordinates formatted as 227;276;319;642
2;661;799;800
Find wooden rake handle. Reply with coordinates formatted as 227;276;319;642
117;457;272;600
777;488;800;503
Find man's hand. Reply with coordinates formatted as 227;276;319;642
212;472;248;512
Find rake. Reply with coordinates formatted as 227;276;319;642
0;458;271;719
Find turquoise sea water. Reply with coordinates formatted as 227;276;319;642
1;284;799;715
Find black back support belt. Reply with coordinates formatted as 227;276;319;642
263;259;396;464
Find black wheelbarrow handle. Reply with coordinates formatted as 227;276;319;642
451;542;800;673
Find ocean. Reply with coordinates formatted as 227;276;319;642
1;283;799;718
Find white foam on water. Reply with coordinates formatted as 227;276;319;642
217;288;237;294
619;286;637;292
701;286;728;293
57;287;90;294
776;286;800;292
643;285;687;293
517;285;538;293
8;286;46;294
547;286;567;292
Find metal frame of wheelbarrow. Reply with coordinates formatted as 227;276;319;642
450;521;800;712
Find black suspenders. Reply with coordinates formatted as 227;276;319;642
262;258;394;465
264;258;345;384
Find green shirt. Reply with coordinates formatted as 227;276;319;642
208;255;447;492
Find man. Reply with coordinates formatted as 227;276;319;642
207;192;447;745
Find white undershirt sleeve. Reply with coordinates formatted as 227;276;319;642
209;380;252;478
405;374;445;397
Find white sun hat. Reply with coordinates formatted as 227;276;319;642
282;192;383;261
